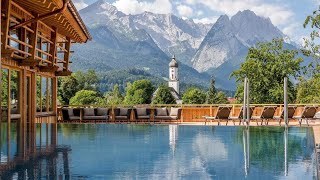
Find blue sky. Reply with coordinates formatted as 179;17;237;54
73;0;318;45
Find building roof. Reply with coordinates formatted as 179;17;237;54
169;55;178;68
14;0;91;43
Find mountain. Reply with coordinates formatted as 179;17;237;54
71;0;211;89
191;10;285;89
78;0;211;66
131;12;211;65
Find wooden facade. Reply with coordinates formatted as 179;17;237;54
1;0;91;124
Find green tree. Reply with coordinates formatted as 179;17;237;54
182;87;206;104
231;39;303;104
152;85;176;104
105;84;124;105
206;79;217;104
124;79;155;104
73;69;99;91
303;8;320;74
58;76;79;104
296;76;320;103
70;90;99;105
215;91;229;104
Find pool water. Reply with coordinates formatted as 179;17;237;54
0;124;317;179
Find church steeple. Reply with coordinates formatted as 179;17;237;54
168;55;179;94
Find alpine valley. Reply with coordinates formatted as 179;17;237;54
71;0;299;91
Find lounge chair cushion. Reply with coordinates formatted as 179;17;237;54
115;116;128;120
137;115;150;119
83;108;95;116
170;116;178;120
97;108;109;116
136;108;147;116
157;108;167;116
68;109;74;116
120;108;128;116
155;116;172;120
170;108;179;116
69;116;80;120
83;116;107;120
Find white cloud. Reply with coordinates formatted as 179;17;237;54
196;11;204;16
282;23;301;37
185;0;293;26
193;16;218;24
112;0;172;15
177;4;193;17
73;0;88;10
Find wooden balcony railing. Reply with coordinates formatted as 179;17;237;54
1;1;72;75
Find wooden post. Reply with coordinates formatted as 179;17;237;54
63;37;71;71
1;0;11;49
28;19;39;60
50;27;58;66
52;77;57;115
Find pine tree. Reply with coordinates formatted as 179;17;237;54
206;78;217;104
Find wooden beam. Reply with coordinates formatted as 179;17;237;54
63;36;71;70
19;18;39;66
9;0;70;30
49;27;58;66
39;65;59;72
1;0;12;49
52;77;57;115
55;70;71;76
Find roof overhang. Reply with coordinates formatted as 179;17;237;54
13;0;91;43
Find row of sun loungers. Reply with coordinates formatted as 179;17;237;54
61;107;182;123
203;105;319;126
61;105;319;126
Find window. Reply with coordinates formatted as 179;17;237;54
36;75;54;113
10;70;20;116
1;69;9;122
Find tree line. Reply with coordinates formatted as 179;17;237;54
58;71;228;105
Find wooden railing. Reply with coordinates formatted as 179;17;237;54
1;1;72;75
57;104;320;122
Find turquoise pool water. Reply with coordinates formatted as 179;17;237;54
0;124;317;179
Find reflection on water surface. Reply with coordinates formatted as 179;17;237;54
0;122;317;179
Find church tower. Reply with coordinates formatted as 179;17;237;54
168;55;179;94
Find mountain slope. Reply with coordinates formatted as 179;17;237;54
71;0;211;88
190;10;287;89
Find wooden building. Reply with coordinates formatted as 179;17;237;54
1;0;91;124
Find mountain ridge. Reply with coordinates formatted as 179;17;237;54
72;1;299;90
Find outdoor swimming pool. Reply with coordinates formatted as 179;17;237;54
0;124;317;179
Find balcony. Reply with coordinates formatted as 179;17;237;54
1;1;74;76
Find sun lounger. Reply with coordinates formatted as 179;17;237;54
228;106;255;125
292;106;318;126
251;106;277;125
133;108;151;123
203;106;232;125
274;106;296;125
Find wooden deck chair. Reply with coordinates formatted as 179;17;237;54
227;107;255;126
204;106;232;125
273;106;296;126
292;106;317;126
251;106;277;125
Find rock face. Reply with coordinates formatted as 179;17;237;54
192;10;284;72
79;0;211;66
71;0;211;87
74;1;293;90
